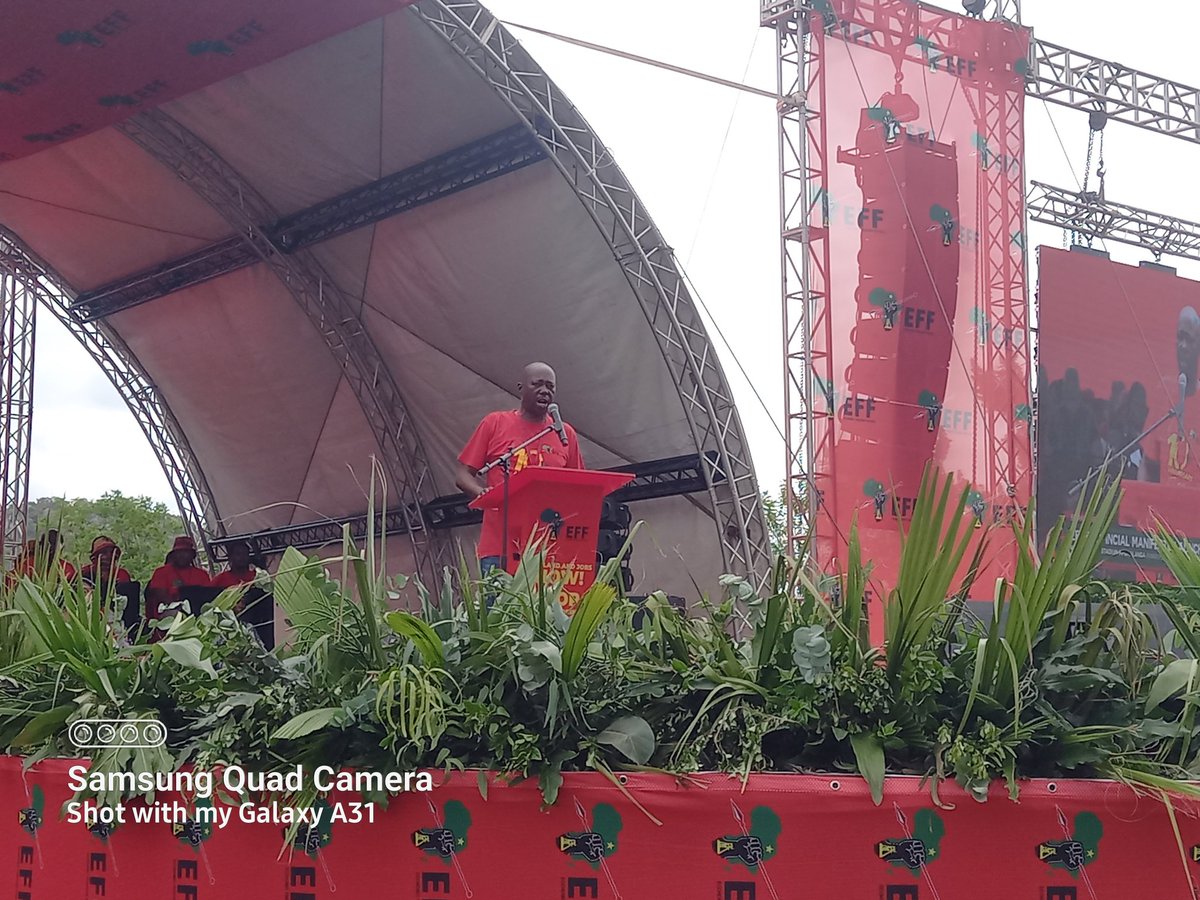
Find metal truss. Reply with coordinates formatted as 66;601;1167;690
763;3;831;561
210;509;415;560
0;228;221;558
413;0;773;586
211;453;725;558
763;0;1020;23
974;49;1032;507
990;0;1021;22
1028;181;1200;264
271;123;545;249
76;124;546;320
116;109;449;584
1029;40;1200;146
0;244;36;564
75;237;255;321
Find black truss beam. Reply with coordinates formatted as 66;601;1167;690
209;453;722;560
74;123;547;320
271;122;546;249
75;237;259;320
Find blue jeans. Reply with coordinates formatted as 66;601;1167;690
479;556;503;607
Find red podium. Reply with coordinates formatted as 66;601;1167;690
469;467;634;612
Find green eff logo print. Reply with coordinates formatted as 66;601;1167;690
413;799;471;860
1037;810;1102;875
713;803;782;872
559;800;622;866
558;799;623;898
876;809;945;871
413;799;473;897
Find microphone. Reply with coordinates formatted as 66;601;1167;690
547;403;568;446
1180;373;1188;438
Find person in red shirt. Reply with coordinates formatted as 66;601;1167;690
146;536;211;625
211;541;257;590
455;362;583;573
80;535;133;596
7;530;76;587
212;540;259;615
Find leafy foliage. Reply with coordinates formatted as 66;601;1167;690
24;492;183;580
2;466;1200;811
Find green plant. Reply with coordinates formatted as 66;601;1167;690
1;462;1198;820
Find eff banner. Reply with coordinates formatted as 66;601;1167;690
805;0;1032;632
4;757;1200;899
0;0;416;162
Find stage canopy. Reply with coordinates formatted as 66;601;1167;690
0;0;769;594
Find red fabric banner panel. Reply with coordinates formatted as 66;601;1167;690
0;0;416;163
1037;246;1200;581
808;0;1032;631
5;758;1200;899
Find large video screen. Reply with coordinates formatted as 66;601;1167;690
1037;246;1200;580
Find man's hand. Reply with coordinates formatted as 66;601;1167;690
454;462;487;498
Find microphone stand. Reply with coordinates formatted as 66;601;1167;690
1068;404;1181;498
477;423;558;570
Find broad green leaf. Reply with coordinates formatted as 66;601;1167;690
1147;659;1198;711
159;638;217;678
596;715;655;765
850;731;885;805
384;611;445;668
529;640;562;673
9;705;73;748
562;582;616;681
271;707;346;741
1040;663;1124;694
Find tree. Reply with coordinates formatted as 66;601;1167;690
762;481;809;559
762;482;788;557
24;492;184;583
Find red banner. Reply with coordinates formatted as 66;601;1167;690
808;0;1032;632
1037;246;1200;581
5;757;1200;899
0;0;415;162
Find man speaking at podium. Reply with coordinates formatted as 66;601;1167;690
456;362;583;574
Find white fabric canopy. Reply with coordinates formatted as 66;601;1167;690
0;4;758;598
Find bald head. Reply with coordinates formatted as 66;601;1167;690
1179;307;1200;396
518;362;556;419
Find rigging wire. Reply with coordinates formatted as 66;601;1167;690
0;189;214;241
684;28;764;267
500;21;778;100
503;19;789;446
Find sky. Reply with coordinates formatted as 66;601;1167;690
23;0;1200;510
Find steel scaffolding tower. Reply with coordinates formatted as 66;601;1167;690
0;249;36;565
766;0;1200;557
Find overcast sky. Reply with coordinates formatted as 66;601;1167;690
25;0;1200;509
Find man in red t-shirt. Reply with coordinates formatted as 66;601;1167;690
212;540;258;615
146;536;211;624
80;535;133;594
7;530;76;587
455;362;583;572
211;541;257;590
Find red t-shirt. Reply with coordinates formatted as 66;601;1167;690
80;564;132;585
146;564;211;618
211;567;256;589
458;409;584;559
6;557;76;585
